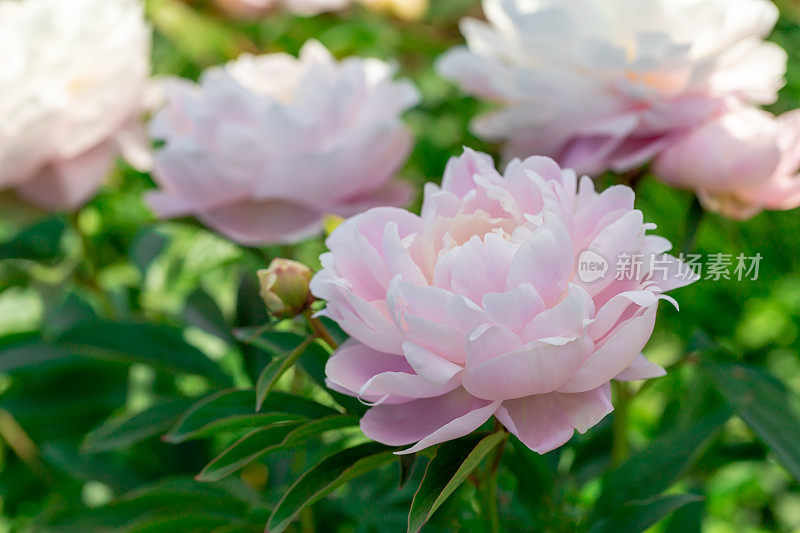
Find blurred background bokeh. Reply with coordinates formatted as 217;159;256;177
2;0;800;531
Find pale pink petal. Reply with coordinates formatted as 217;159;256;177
464;334;592;400
559;305;659;393
615;354;666;381
360;388;500;452
555;383;613;433
495;396;574;454
15;141;115;210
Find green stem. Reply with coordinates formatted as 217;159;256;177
612;381;631;466
305;312;339;350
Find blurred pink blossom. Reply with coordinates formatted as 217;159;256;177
654;105;800;219
438;0;786;176
0;0;152;210
312;149;696;454
147;41;418;245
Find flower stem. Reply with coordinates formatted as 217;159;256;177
612;381;632;466
305;312;338;350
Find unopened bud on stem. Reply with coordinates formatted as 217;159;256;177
257;259;314;318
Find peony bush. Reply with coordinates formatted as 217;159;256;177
1;1;800;532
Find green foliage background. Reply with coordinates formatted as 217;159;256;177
2;0;800;531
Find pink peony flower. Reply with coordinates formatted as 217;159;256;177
654;105;800;219
0;0;152;211
147;41;418;245
437;0;786;176
311;149;697;453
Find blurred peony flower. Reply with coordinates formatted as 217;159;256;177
213;0;350;17
654;105;800;219
311;148;696;454
0;0;152;210
438;0;786;176
147;41;418;245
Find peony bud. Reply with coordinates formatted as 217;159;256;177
257;259;314;317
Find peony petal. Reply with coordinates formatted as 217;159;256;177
559;305;659;393
615;354;666;381
360;388;500;452
495;396;574;454
464;332;592;400
555;383;613;433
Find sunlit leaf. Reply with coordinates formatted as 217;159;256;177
705;362;800;482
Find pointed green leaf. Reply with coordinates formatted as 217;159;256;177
268;442;397;532
408;431;508;533
56;320;231;386
0;217;66;262
165;389;337;443
589;494;703;533
705;362;800;482
182;289;234;343
593;408;729;517
255;336;315;411
197;415;358;482
83;397;196;453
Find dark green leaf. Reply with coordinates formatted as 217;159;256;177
589;494;703;533
165;389;337;443
0;333;77;374
197;415;358;482
126;513;235;532
83;397;196;453
183;289;234;343
408;431;507;533
130;228;168;274
593;408;729;517
0;217;66;262
56;320;230;386
705;362;800;482
255;336;315;411
399;453;417;489
268;442;397;533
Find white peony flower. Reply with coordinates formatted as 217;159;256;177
438;0;787;176
0;0;152;210
147;40;419;245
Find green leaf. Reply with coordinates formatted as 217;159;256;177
83;397;196;453
255;336;315;411
593;408;730;517
0;333;77;374
197;415;358;482
182;289;234;343
0;217;66;262
165;389;337;443
705;362;800;482
589;494;703;533
408;431;507;533
130;228;168;274
126;514;233;533
56;320;230;386
268;442;397;533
